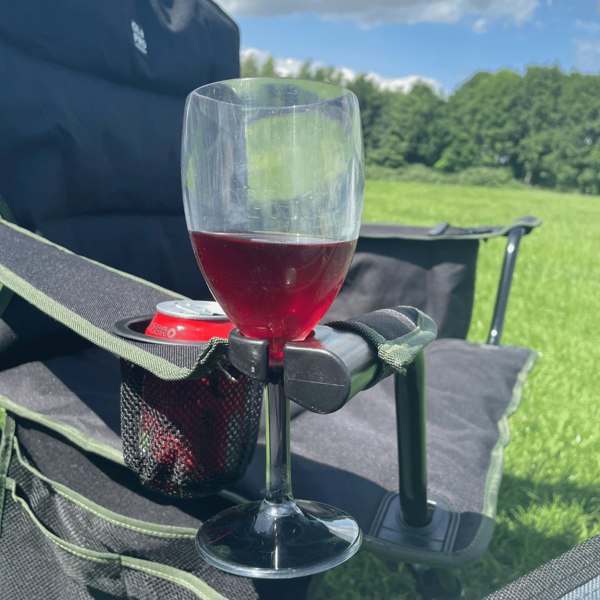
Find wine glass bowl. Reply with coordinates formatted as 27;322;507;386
189;231;356;363
182;77;364;578
183;78;363;363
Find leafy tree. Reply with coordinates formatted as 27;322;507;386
515;66;563;184
239;54;600;194
260;57;277;77
367;91;409;168
240;55;278;77
555;73;600;193
437;70;523;173
297;60;313;80
240;54;261;77
346;76;392;165
399;84;447;166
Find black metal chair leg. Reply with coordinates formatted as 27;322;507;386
395;352;430;527
487;226;526;346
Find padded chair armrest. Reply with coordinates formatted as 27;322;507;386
228;306;438;414
0;198;93;366
359;215;541;241
0;222;438;399
432;214;541;239
0;220;226;380
500;215;542;237
326;306;437;384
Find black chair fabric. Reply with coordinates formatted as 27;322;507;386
0;0;238;361
484;534;600;600
0;210;537;577
2;418;314;600
328;229;479;339
0;334;536;568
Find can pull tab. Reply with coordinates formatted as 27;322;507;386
157;300;226;319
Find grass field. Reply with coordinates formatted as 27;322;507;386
312;180;600;599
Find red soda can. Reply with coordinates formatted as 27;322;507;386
145;300;234;342
139;300;255;494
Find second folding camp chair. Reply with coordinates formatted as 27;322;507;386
0;212;540;600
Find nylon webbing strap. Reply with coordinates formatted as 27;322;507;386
328;306;437;384
0;413;16;533
0;197;14;319
0;221;226;381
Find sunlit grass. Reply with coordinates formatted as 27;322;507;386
315;180;600;599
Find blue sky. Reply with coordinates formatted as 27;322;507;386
218;0;600;94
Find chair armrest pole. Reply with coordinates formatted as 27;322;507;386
394;351;430;527
487;227;526;346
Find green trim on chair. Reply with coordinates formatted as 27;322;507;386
0;394;125;465
0;220;228;381
0;413;15;533
0;197;15;319
6;477;228;600
13;436;198;540
482;349;539;518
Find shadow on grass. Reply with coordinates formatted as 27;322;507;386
314;472;599;600
458;472;599;598
497;471;599;521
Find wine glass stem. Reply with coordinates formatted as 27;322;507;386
265;369;293;505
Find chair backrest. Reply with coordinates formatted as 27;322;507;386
327;224;481;339
0;0;239;361
0;0;238;299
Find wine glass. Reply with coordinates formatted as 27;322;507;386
182;77;364;578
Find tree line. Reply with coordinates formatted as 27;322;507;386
242;55;600;194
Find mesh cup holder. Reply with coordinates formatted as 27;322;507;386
120;359;264;498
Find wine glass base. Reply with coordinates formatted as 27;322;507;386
196;498;362;579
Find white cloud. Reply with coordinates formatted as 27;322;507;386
472;17;488;33
219;0;540;27
575;40;600;71
364;72;443;94
574;20;600;33
241;48;444;95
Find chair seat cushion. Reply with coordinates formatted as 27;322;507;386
0;338;536;566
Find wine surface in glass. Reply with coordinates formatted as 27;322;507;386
190;231;356;362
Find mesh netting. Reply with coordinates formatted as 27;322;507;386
2;437;260;600
120;359;263;498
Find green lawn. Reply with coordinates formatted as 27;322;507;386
314;180;600;599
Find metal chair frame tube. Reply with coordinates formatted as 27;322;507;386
487;226;527;346
394;352;430;528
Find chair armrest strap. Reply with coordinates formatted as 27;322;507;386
327;306;437;385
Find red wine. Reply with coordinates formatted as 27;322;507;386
190;231;356;362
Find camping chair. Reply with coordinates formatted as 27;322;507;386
484;534;600;600
0;1;541;598
0;213;534;598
